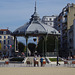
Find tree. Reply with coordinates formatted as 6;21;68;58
47;36;55;52
28;43;36;55
18;42;25;52
0;43;1;50
36;38;43;53
37;36;55;53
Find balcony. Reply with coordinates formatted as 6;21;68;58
58;24;60;27
62;24;67;28
64;26;67;30
62;33;67;38
63;32;67;37
64;12;67;17
62;18;67;24
63;40;67;44
62;26;67;31
62;21;67;25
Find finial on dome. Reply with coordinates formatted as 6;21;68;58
35;1;36;12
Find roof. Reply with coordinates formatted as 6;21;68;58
0;29;12;35
0;29;9;31
42;15;57;18
13;2;60;36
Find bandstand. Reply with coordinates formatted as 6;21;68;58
12;2;60;57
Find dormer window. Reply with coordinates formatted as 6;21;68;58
3;31;6;34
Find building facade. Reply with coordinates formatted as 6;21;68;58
57;3;75;57
0;29;14;57
68;20;75;56
42;15;57;27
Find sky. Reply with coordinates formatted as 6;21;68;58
0;0;75;44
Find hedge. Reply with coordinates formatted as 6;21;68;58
49;58;62;62
9;57;24;62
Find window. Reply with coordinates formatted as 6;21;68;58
45;18;48;21
0;40;1;43
45;23;47;25
50;18;52;21
3;31;6;34
50;23;52;25
8;36;10;39
4;46;6;49
4;36;6;39
4;40;6;44
8;40;9;44
8;46;9;49
0;36;2;39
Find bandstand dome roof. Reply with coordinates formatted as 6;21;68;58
13;2;60;36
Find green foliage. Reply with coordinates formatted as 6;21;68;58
37;38;43;53
28;43;36;55
24;47;26;52
37;36;55;53
0;43;1;50
18;42;25;52
28;43;36;51
47;36;55;52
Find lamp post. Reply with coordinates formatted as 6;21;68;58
42;36;44;57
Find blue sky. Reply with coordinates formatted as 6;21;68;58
0;0;75;44
0;0;75;31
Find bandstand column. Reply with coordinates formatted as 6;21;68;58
14;36;17;52
55;36;59;66
42;35;47;57
42;37;44;57
44;35;48;57
25;36;28;57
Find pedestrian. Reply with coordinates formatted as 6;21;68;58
56;56;60;66
40;57;43;67
2;54;4;60
33;56;37;67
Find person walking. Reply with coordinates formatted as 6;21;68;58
56;56;60;66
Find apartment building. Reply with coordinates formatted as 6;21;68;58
42;15;57;27
68;25;73;56
68;20;75;56
0;29;14;57
57;3;75;57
